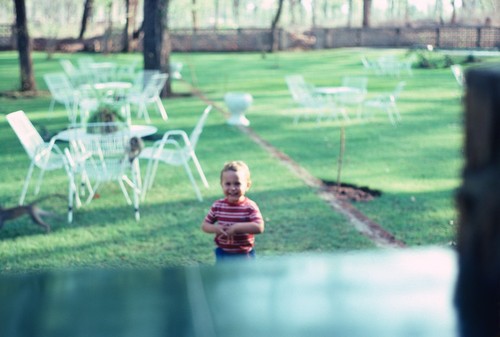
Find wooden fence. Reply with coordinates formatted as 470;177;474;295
1;24;499;52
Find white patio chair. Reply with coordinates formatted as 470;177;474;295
77;56;95;71
115;59;140;82
43;72;79;124
336;76;368;118
131;70;160;90
285;75;336;123
139;105;212;201
361;56;382;75
60;59;89;86
6;110;76;222
363;81;406;126
64;122;141;221
127;73;168;123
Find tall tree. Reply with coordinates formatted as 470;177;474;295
362;0;372;28
79;0;94;40
232;0;240;26
269;0;284;52
289;0;297;25
143;0;171;96
450;0;457;24
191;0;198;32
14;0;35;91
213;0;220;29
123;0;139;52
347;0;353;27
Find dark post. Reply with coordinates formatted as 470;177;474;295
455;65;500;337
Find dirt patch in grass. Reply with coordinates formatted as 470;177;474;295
321;180;382;202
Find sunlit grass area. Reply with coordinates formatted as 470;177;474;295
1;47;492;272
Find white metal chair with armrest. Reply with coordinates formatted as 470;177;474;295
60;59;90;86
64;122;142;221
6;110;76;222
43;72;79;124
362;81;406;126
336;76;368;119
127;73;169;123
140;105;212;201
285;75;337;123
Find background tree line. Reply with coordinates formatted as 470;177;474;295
7;0;498;92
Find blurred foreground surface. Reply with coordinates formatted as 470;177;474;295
0;247;457;337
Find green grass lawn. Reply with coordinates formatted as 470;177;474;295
0;48;490;272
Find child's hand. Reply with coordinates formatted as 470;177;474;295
216;226;227;237
225;226;236;244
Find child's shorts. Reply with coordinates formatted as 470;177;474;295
214;247;255;263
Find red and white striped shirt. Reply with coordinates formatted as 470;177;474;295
204;197;263;253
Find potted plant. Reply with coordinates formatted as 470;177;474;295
86;104;126;134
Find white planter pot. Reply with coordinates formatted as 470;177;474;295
224;92;253;126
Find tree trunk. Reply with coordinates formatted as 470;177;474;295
269;0;284;53
311;0;316;28
213;0;219;30
232;0;240;27
404;0;410;26
362;0;372;28
347;0;353;27
123;0;139;52
191;0;198;32
143;0;171;97
289;0;297;25
450;0;457;24
14;0;35;92
79;0;94;40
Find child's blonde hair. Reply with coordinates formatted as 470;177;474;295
220;161;251;184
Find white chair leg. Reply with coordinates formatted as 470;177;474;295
141;158;155;201
118;179;133;205
191;153;209;188
68;176;75;224
19;160;38;205
34;169;46;195
49;99;56;113
154;96;168;121
142;105;151;123
147;158;161;191
131;161;140;221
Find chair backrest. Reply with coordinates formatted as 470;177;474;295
285;75;318;106
43;72;76;101
6;110;45;160
361;56;372;69
73;122;130;180
77;56;95;70
142;73;168;99
115;59;140;81
392;81;406;98
132;70;161;90
285;75;307;98
451;64;464;86
342;76;368;93
189;105;212;148
60;59;78;76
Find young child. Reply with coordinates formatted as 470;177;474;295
201;161;264;261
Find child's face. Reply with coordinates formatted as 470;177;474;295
221;170;250;204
